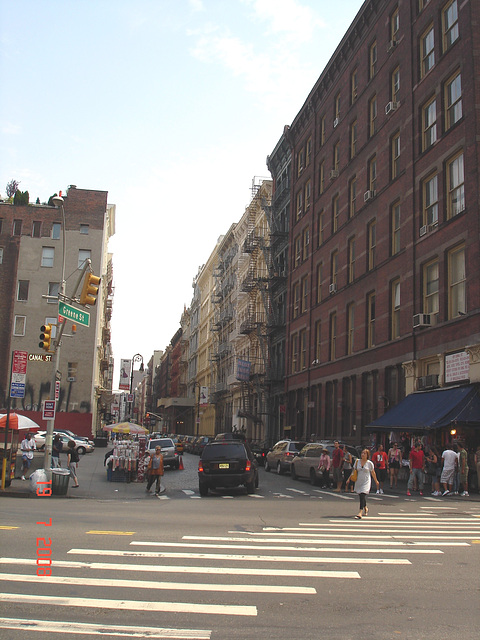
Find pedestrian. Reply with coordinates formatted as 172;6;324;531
457;442;469;496
407;441;425;496
372;444;388;494
317;448;331;488
440;444;458;496
331;440;344;492
52;434;63;468
146;446;164;495
425;446;440;495
387;442;402;489
341;445;354;492
67;440;80;488
347;448;379;519
20;432;36;480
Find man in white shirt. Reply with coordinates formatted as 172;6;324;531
20;432;36;480
441;445;458;496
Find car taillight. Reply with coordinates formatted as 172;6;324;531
198;461;204;473
245;460;251;471
285;452;293;457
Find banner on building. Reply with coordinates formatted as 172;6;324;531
200;386;209;406
236;359;251;381
119;358;131;390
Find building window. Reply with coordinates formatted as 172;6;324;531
350;120;357;159
423;173;438;225
304;180;311;211
316;263;323;304
80;224;89;235
391;132;400;179
418;0;430;13
333;142;340;172
329;312;337;361
48;282;60;303
421;25;435;78
367;220;376;271
332;195;339;233
369;41;377;80
0;247;3;264
448;244;466;318
422;97;437;151
369;95;377;137
318;161;325;195
41;246;55;268
390;7;399;42
391;66;400;102
17;280;29;301
296;190;303;220
391;279;401;339
51;222;61;239
0;218;3;234
293;283;300;319
78;249;92;270
294;235;301;267
391;201;401;255
317;211;325;247
14;316;26;336
306;137;312;166
348;236;356;284
334;93;341;123
297;148;305;176
302;226;310;261
347;302;355;355
32;221;42;238
445;71;462;130
314;320;321;362
331;250;338;287
442;0;459;51
291;334;299;374
423;260;439;316
300;329;307;370
446;151;465;219
367;292;376;348
320;115;326;146
351;68;358;104
301;276;308;314
13;219;22;236
349;176;357;218
368;155;377;192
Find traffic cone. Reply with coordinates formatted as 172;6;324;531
179;456;184;470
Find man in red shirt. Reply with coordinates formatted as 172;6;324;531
407;441;425;496
331;440;344;491
372;444;389;494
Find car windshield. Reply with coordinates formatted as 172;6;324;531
202;443;246;460
149;439;174;449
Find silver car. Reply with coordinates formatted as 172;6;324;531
264;440;306;474
146;438;179;469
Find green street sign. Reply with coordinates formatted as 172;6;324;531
58;301;90;327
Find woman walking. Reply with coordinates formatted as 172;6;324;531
67;440;80;488
387;442;402;489
317;448;331;488
347;449;379;519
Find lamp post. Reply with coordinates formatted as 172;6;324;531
129;354;144;421
193;382;201;437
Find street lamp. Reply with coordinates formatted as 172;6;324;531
130;354;144;421
193;381;201;437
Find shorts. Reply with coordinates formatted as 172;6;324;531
441;468;455;485
389;460;400;469
332;467;342;484
376;468;387;483
22;455;32;469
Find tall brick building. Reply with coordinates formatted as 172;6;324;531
285;0;480;447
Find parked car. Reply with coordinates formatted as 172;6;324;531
54;429;94;447
33;431;94;455
264;440;306;474
198;440;259;496
291;441;358;486
146;438;178;469
192;436;214;456
34;431;46;450
250;441;269;467
183;436;196;453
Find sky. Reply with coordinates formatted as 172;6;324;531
0;0;363;384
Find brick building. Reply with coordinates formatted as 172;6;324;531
285;0;480;447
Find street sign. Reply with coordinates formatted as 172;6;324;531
58;301;90;327
43;400;56;420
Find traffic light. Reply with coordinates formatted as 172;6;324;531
39;324;53;351
79;272;101;306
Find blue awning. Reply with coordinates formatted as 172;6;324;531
367;384;480;432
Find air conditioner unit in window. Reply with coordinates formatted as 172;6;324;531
417;374;439;390
364;190;375;203
329;169;339;180
420;225;428;237
413;313;431;328
385;101;399;115
333;117;339;128
387;40;397;52
329;283;337;294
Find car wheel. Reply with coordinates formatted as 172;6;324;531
199;482;208;497
276;461;284;475
246;479;255;494
309;468;318;486
77;446;86;455
291;465;298;480
264;459;270;472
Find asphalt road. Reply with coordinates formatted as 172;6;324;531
1;450;479;639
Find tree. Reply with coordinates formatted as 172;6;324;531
6;179;20;198
13;190;29;205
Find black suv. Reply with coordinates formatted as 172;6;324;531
198;440;259;496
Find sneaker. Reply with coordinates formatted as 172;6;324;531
460;491;469;497
419;491;423;496
21;475;26;481
407;490;411;496
442;490;450;496
380;488;384;494
376;489;380;494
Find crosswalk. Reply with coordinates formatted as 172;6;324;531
0;507;479;638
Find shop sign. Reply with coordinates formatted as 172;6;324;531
445;351;470;383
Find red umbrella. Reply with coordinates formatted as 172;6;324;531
0;413;41;431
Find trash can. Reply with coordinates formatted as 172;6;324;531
51;468;70;496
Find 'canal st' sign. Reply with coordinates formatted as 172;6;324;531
58;301;90;327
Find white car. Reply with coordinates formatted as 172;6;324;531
33;431;94;455
146;438;178;469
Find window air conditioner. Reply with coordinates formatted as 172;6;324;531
329;169;339;180
420;225;428;237
364;190;375;203
387;40;397;52
385;101;399;115
413;313;431;328
418;374;439;390
333;117;339;128
329;283;337;294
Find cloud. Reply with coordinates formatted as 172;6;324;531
188;0;205;12
244;0;325;43
2;122;22;135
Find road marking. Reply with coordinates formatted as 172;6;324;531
286;488;311;495
132;537;466;546
0;572;316;594
273;493;294;498
0;618;212;639
248;494;264;498
68;548;410;564
0;557;360;578
0;593;257;617
86;530;135;535
312;490;354;500
0;526;19;530
182;489;195;495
